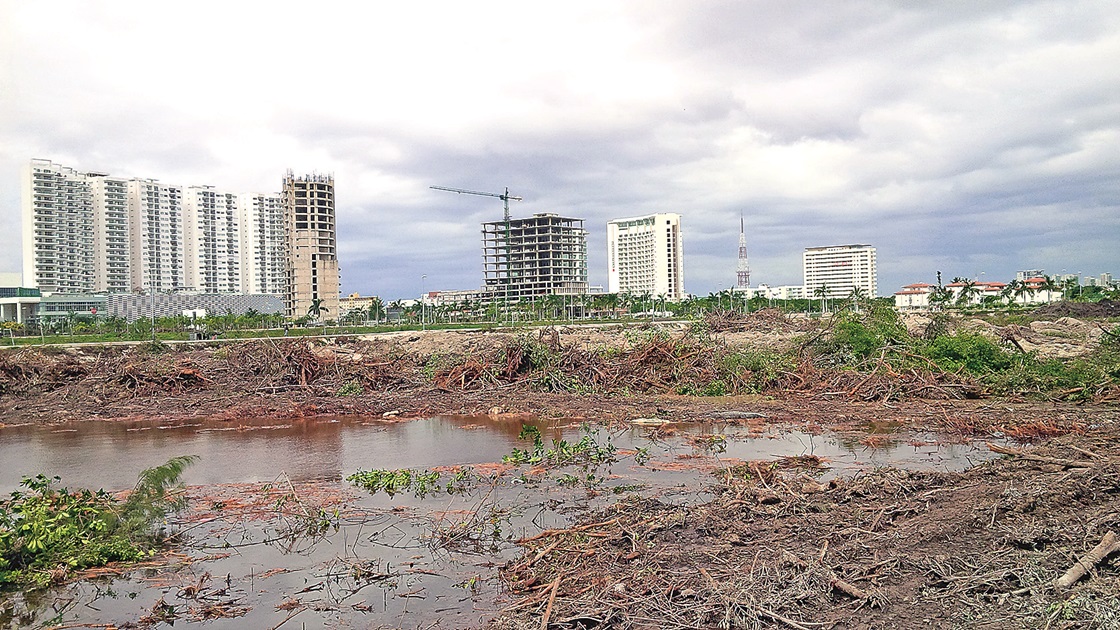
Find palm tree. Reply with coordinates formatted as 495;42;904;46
307;298;328;322
366;297;385;324
955;280;980;307
1000;281;1020;306
1038;276;1061;304
813;284;831;314
847;287;867;313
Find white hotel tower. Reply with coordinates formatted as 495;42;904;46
802;244;878;299
607;213;684;300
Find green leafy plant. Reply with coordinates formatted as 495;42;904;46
336;381;364;397
0;456;196;588
346;467;481;498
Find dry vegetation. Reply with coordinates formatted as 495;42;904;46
2;309;1119;628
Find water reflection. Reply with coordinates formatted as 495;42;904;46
0;416;993;494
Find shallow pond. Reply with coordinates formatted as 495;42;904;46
0;415;997;629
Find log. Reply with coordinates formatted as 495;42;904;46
1054;531;1120;590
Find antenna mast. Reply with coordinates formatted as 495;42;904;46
736;214;751;289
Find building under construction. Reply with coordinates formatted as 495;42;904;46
482;213;588;302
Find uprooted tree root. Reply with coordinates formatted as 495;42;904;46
490;438;1120;629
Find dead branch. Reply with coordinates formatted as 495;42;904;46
1054;531;1120;590
987;442;1093;469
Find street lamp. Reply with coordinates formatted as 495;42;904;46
421;275;427;331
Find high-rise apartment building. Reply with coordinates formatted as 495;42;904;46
89;174;131;293
240;193;286;295
127;179;185;292
736;215;750;290
22;160;297;299
482;213;588;301
803;244;877;299
606;213;684;300
22;160;95;293
182;186;241;293
283;172;339;319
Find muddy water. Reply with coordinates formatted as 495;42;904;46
1;415;988;494
0;416;996;629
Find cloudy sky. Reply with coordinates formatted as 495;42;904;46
1;1;1117;299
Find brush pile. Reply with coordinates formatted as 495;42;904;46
491;438;1120;629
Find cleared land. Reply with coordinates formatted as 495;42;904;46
1;307;1118;628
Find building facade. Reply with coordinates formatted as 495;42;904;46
89;174;131;293
182;186;241;293
803;244;877;300
240;193;287;295
22;160;294;302
606;213;684;300
283;172;339;320
22;160;96;294
127;179;185;292
482;213;588;302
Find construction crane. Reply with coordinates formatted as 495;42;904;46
431;185;523;317
430;185;522;222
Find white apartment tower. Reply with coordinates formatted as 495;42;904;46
802;244;877;299
239;193;287;295
23;159;293;299
607;213;684;300
22;160;96;293
127;179;184;292
89;174;131;293
182;186;241;293
283;172;339;319
736;215;750;290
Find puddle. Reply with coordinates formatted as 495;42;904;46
0;415;998;628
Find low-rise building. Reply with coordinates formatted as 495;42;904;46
0;286;41;324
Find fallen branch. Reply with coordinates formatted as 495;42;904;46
540;575;561;630
1054;531;1120;590
986;442;1092;469
830;577;869;600
516;518;620;544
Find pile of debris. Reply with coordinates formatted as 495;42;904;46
492;438;1120;629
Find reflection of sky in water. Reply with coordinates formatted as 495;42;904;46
0;416;995;494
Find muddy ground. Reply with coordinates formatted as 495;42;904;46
1;313;1118;628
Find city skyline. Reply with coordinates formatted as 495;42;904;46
1;3;1117;298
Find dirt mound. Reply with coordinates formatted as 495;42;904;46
1035;299;1120;318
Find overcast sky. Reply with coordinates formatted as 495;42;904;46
1;1;1117;299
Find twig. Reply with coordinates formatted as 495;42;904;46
759;608;819;630
830;577;868;600
540;575;561;630
517;518;620;544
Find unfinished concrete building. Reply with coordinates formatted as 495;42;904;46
482;213;588;302
283;172;339;320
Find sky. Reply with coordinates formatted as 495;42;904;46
1;1;1117;300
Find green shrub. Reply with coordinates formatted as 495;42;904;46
0;456;196;588
920;333;1014;374
336;381;364;397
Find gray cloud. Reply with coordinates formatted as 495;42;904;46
1;0;1117;299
